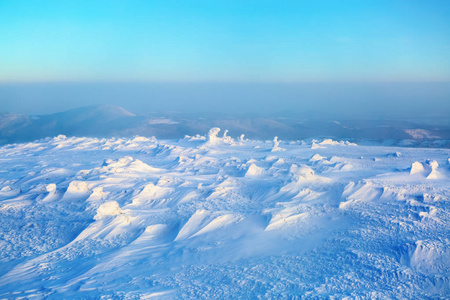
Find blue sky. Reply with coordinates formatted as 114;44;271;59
1;0;450;82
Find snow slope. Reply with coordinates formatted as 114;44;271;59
0;130;449;298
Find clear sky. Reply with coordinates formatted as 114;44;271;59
1;0;450;82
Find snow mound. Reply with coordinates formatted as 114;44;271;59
100;156;161;174
296;166;315;179
289;165;324;182
271;136;285;152
334;163;355;171
66;181;90;193
175;210;242;241
410;240;450;275
184;134;207;141
426;160;441;179
206;127;234;145
311;142;324;149
339;181;382;209
132;183;173;207
94;201;124;220
46;183;57;192
387;152;401;157
206;128;219;143
139;224;169;241
410;162;425;175
131;136;152;142
265;211;310;231
319;139;341;146
191;214;242;238
0;186;21;197
318;139;357;146
309;153;326;162
245;164;265;177
175;210;211;241
53;134;67;141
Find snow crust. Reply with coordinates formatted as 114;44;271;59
0;131;449;298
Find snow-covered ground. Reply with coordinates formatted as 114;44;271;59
0;129;449;299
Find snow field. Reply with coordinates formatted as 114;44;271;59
0;129;449;298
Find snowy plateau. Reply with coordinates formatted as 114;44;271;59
0;128;449;299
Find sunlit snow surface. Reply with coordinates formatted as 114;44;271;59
0;130;449;299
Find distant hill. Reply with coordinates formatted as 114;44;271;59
0;105;449;147
0;105;142;144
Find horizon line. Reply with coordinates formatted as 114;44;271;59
1;79;450;85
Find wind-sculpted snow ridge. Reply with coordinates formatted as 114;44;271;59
0;128;449;299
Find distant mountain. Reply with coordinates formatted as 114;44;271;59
0;105;139;144
35;105;141;136
0;105;449;147
50;104;136;122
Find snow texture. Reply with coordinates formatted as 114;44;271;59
0;129;449;299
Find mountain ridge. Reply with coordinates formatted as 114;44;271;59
0;105;449;147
